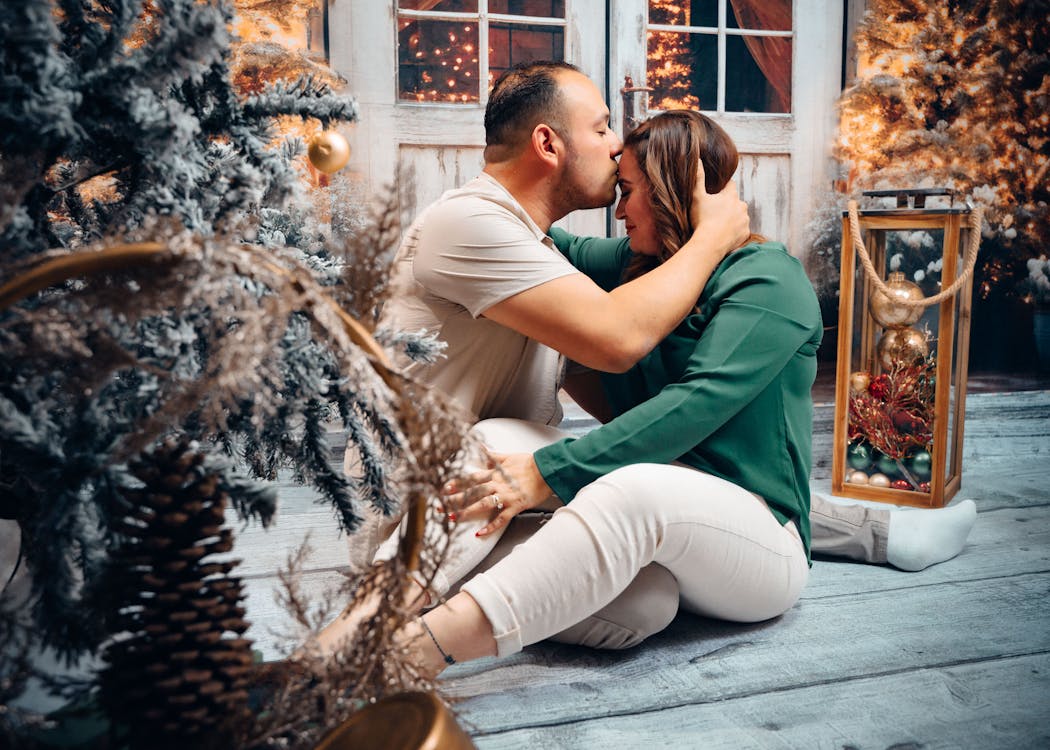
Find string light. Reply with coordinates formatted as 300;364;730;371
647;1;699;111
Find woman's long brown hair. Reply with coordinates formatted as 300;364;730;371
621;110;765;283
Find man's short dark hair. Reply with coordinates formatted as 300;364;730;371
484;60;580;161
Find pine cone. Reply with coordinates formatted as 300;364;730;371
100;439;253;749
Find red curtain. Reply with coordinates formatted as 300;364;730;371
727;0;792;112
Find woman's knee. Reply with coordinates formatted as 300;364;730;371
550;563;679;650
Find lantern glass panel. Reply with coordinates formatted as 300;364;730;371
842;229;943;498
834;203;976;509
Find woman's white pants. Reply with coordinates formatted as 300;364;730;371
376;418;809;658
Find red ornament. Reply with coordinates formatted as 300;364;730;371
919;481;931;493
868;374;890;400
891;408;925;434
891;479;912;491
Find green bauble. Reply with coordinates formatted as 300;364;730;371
847;442;873;470
875;452;901;478
907;450;933;481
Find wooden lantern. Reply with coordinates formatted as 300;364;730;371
831;189;982;508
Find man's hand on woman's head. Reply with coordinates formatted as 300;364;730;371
441;452;556;538
690;160;750;256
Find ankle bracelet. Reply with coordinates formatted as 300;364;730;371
419;617;455;665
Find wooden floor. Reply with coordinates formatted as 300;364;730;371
237;386;1050;749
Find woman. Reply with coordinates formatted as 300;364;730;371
320;110;821;671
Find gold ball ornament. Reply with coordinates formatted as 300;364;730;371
849;371;872;393
876;326;929;370
869;272;925;328
308;130;351;174
869;472;892;488
846;470;870;485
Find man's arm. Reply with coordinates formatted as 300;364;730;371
483;178;749;372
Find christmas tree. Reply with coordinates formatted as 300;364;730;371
0;1;463;746
835;0;1049;307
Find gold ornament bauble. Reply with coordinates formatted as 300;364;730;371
869;472;892;488
876;326;929;370
849;371;872;393
869;272;925;328
846;470;870;485
308;130;351;174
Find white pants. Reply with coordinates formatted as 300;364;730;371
377;418;809;658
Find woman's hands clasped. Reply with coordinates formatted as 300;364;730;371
442;452;557;537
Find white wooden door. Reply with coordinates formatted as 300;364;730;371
328;1;607;239
608;0;843;255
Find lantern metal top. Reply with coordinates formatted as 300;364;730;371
845;187;973;217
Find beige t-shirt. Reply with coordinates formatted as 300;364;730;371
381;174;579;425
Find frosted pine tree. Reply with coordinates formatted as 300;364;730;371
0;1;461;745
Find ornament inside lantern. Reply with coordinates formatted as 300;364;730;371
831;188;982;508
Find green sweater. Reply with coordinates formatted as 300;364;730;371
541;229;822;559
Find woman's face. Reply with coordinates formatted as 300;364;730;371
614;148;660;257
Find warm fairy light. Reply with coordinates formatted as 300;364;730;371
396;12;483;102
647;1;700;111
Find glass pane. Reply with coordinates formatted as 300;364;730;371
489;0;565;16
398;19;482;102
650;1;716;27
724;33;791;113
647;30;715;111
489;22;564;83
399;0;477;11
727;0;791;31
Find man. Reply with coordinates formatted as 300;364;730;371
377;60;975;575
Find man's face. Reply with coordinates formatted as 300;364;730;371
554;71;623;211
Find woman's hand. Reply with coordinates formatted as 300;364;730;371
442;452;557;537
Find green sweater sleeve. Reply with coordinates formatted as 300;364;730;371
549;227;632;291
533;246;820;502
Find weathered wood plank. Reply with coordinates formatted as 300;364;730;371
242;571;348;660
238;503;1050;659
230;491;352;578
440;573;1050;733
469;653;1050;750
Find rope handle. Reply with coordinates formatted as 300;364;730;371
847;199;983;308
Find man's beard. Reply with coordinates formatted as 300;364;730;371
559;144;617;212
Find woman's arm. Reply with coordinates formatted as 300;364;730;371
535;248;821;503
449;247;820;536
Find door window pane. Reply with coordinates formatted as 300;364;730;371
647;0;792;114
489;0;565;15
647;30;715;111
724;33;791;112
727;0;789;30
399;0;477;11
399;20;482;102
490;22;564;81
397;2;565;103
